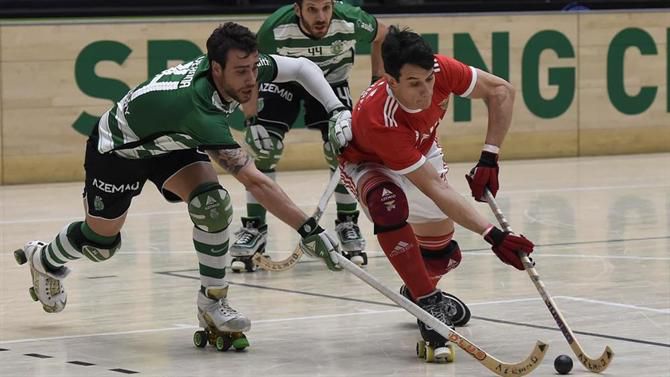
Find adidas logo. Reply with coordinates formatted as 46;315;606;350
388;240;411;257
381;188;395;201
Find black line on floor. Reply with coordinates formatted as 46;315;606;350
0;348;9;351
158;269;670;349
156;271;398;307
86;275;117;279
24;353;52;358
67;360;96;366
109;368;139;374
472;316;670;348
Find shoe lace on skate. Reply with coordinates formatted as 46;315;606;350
218;298;240;318
424;300;454;328
338;222;361;242
235;229;256;245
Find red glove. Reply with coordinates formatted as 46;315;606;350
465;151;499;202
483;226;534;270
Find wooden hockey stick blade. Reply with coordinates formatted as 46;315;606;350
335;253;547;376
252;247;303;272
253;168;341;272
484;190;614;373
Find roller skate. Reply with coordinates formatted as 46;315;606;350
193;285;250;352
400;285;471;327
14;241;70;313
230;217;267;272
335;213;367;266
415;290;456;363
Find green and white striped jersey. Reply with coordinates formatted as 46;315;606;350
97;54;277;159
256;2;377;84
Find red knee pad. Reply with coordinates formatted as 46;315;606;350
365;182;408;232
421;240;462;282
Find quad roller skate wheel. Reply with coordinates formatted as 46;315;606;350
416;341;455;363
346;251;368;266
231;259;257;273
194;329;249;352
14;249;27;265
193;330;208;348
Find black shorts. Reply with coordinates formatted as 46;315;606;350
83;130;211;220
256;81;352;142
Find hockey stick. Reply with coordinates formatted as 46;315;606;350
335;253;547;376
252;167;341;271
484;189;614;373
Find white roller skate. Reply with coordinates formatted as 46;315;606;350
230;217;267;273
400;285;471;327
415;290;456;363
194;285;250;352
335;219;367;266
14;241;70;313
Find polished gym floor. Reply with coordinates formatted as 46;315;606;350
1;154;669;376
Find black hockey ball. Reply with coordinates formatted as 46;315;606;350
554;354;573;375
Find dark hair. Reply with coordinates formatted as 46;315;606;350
206;22;257;68
382;25;434;81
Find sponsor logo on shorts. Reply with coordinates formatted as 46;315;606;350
259;83;294;101
92;178;140;194
94;195;105;211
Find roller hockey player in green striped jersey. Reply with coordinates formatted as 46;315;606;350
230;0;388;271
13;22;346;352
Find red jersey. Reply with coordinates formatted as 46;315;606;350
341;54;476;174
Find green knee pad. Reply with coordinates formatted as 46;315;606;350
81;236;121;262
188;183;233;232
244;126;284;171
323;142;338;170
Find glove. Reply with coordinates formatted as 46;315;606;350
298;217;342;271
483;226;534;270
245;117;273;152
327;107;352;155
465;150;499;202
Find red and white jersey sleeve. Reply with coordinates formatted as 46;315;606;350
341;55;477;174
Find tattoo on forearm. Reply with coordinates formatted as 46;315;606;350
208;148;251;174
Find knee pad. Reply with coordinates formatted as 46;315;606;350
421;240;462;278
244;126;284;172
322;142;338;170
365;182;409;233
188;183;233;232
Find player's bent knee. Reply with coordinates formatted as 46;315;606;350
188;183;233;232
81;236;122;262
365;182;409;233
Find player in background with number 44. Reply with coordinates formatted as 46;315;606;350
229;0;388;271
330;26;535;362
13;22;345;352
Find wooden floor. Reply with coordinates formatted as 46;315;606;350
1;154;669;377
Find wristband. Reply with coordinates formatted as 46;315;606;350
482;144;500;154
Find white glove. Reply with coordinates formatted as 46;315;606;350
247;124;273;152
327;108;352;155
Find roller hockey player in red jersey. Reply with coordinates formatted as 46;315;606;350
330;26;535;362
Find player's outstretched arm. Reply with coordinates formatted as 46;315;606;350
206;148;342;271
405;160;534;269
405;161;490;234
369;21;388;83
270;55;343;113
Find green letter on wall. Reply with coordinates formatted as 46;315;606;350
73;41;132;135
453;32;509;122
522;30;575;119
608;28;658;115
147;40;203;77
